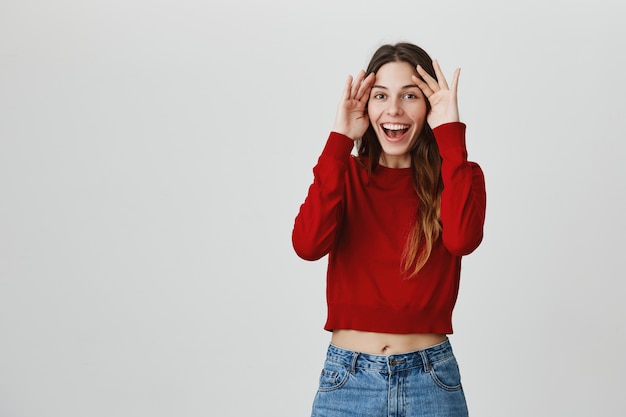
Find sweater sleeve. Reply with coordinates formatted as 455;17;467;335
433;122;486;256
292;132;355;261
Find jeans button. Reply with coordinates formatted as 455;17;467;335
390;358;397;366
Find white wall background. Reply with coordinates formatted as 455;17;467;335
1;0;624;416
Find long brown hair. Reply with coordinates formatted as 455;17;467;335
357;42;442;278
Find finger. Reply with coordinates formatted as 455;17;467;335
350;69;367;99
412;74;433;97
355;72;375;101
432;60;450;90
450;67;460;94
417;65;439;88
417;65;441;94
341;75;354;100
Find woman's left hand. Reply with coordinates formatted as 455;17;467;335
412;60;460;129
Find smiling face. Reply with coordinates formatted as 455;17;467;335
367;61;428;168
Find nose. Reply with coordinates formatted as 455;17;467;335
386;98;403;116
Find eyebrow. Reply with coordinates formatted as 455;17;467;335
372;84;420;90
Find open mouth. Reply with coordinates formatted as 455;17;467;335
382;123;410;139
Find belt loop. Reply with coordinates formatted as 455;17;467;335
419;350;431;372
350;352;359;375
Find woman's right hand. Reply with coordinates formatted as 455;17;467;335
332;70;375;141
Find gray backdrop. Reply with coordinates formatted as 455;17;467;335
1;0;624;416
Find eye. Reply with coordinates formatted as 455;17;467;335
372;93;386;100
403;93;419;100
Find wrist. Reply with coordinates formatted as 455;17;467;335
331;126;360;141
427;115;460;130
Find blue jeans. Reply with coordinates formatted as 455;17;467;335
310;339;469;417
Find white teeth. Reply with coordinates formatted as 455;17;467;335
382;123;409;130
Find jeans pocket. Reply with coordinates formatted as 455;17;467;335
318;360;350;392
428;356;463;392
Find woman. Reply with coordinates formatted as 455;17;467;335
292;42;486;417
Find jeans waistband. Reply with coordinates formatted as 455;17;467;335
325;338;454;373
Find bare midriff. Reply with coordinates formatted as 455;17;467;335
331;330;448;355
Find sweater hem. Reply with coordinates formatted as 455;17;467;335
324;303;454;335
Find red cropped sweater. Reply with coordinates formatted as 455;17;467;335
292;122;486;334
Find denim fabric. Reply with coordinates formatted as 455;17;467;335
310;339;468;417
